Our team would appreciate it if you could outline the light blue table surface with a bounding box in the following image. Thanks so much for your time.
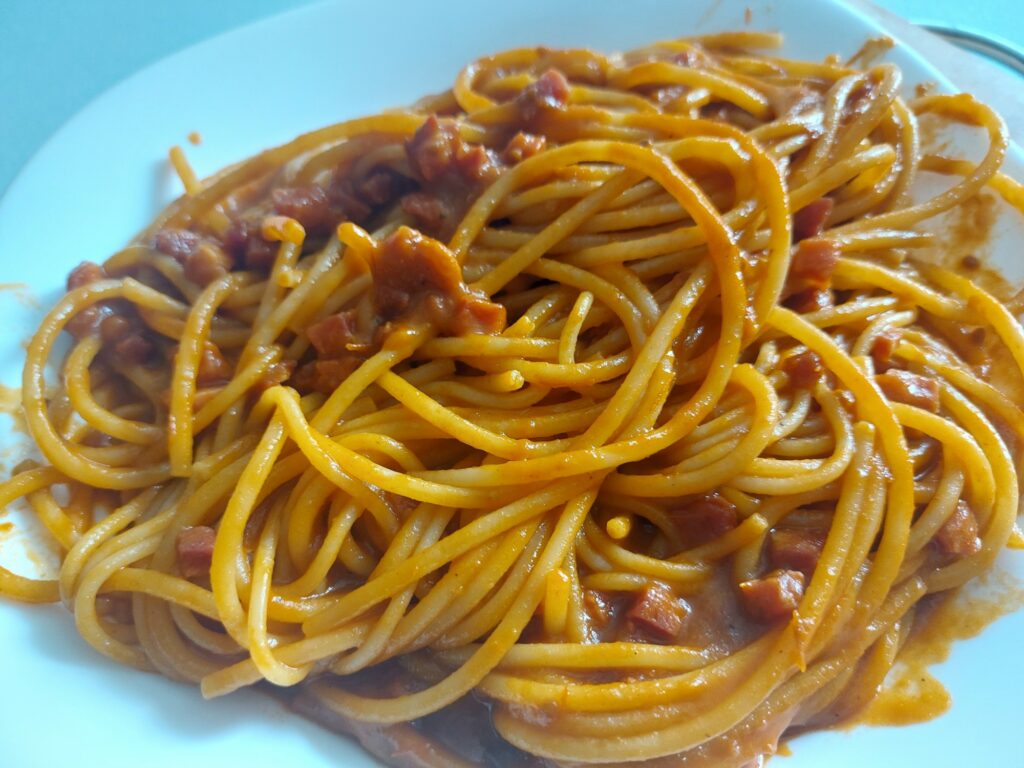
[1,0,1020,198]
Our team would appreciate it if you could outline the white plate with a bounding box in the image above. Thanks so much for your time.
[1,1,1022,766]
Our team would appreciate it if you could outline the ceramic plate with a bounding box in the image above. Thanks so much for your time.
[1,1,1021,765]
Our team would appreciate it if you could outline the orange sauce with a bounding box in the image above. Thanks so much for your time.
[928,188,1002,295]
[188,131,203,146]
[0,384,21,415]
[916,112,949,157]
[860,568,1024,727]
[0,282,41,310]
[0,385,29,454]
[860,665,951,726]
[949,191,999,260]
[0,286,37,481]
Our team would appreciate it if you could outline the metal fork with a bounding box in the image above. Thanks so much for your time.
[919,23,1024,77]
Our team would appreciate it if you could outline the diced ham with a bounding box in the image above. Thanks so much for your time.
[99,314,132,344]
[254,359,296,391]
[177,525,216,580]
[454,144,503,184]
[517,69,571,122]
[400,116,508,239]
[66,307,107,339]
[224,219,279,272]
[357,169,410,206]
[625,582,690,643]
[327,177,373,223]
[783,350,824,389]
[272,185,332,233]
[196,342,232,387]
[789,238,840,290]
[739,569,805,623]
[315,358,360,392]
[792,198,833,242]
[372,226,505,335]
[306,310,366,359]
[374,227,459,319]
[405,115,504,185]
[65,262,112,339]
[184,243,233,286]
[406,116,463,183]
[448,295,508,336]
[501,132,546,164]
[784,288,833,314]
[401,192,452,233]
[245,235,278,271]
[876,369,941,413]
[154,227,233,286]
[289,363,318,393]
[295,230,506,395]
[67,261,107,291]
[223,219,252,262]
[668,493,739,547]
[768,527,826,577]
[153,228,202,264]
[294,229,507,397]
[115,333,156,365]
[98,314,156,365]
[870,328,903,367]
[293,358,362,394]
[933,500,982,558]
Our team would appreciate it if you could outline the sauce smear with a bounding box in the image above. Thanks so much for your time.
[861,569,1024,726]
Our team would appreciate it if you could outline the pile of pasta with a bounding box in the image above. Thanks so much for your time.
[2,31,1023,767]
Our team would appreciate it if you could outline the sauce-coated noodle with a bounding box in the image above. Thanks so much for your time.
[2,32,1024,767]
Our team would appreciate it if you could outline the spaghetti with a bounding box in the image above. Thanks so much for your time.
[2,31,1024,767]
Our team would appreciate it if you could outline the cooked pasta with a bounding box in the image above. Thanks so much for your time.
[2,31,1023,767]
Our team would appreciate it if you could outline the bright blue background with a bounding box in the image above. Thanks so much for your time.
[1,0,1020,197]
